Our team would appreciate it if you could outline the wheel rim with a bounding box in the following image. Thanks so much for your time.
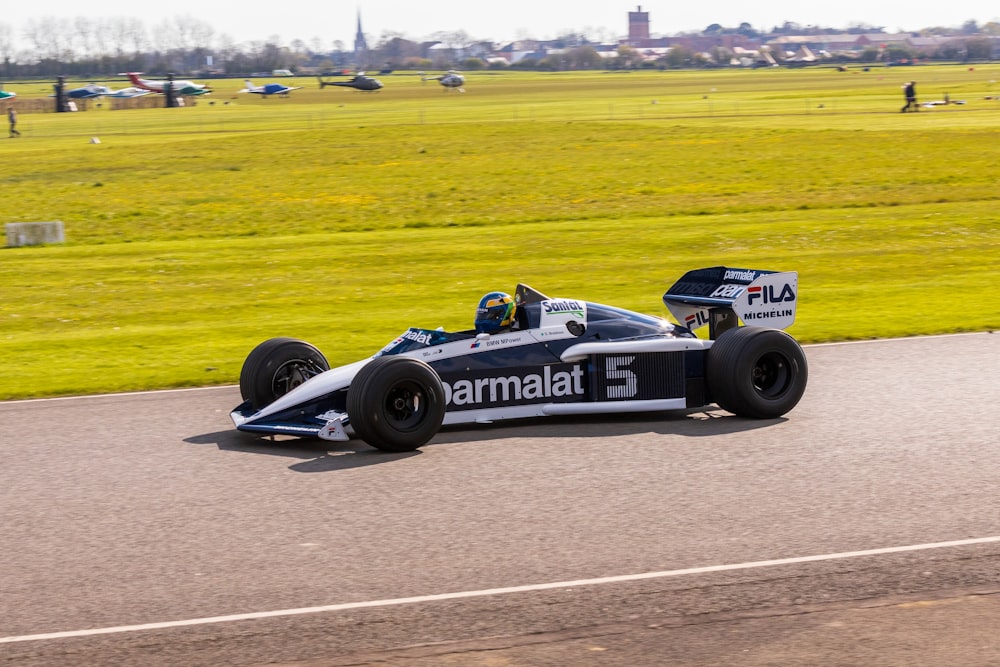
[271,359,324,397]
[751,351,792,398]
[382,379,429,431]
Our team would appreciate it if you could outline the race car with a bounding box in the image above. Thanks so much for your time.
[231,267,807,452]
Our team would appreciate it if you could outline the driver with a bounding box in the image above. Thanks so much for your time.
[474,292,516,333]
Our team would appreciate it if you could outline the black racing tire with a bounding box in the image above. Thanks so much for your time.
[239,337,330,410]
[347,356,446,452]
[706,327,808,419]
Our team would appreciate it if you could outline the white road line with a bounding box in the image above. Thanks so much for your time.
[3,535,999,645]
[0,384,237,405]
[805,331,991,348]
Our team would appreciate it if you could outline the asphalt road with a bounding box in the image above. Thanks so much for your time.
[1,333,998,666]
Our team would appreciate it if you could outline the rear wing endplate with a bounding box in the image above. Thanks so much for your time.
[663,267,798,338]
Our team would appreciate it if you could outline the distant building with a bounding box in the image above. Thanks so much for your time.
[762,33,948,59]
[628,6,650,42]
[354,11,368,67]
[623,5,672,49]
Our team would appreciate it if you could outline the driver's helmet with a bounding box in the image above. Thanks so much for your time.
[475,292,516,333]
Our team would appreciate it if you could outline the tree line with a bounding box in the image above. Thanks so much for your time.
[2,16,998,79]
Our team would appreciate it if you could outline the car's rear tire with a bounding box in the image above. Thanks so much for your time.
[239,337,330,410]
[706,327,807,419]
[347,356,445,452]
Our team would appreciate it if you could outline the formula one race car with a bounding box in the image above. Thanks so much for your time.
[231,267,807,452]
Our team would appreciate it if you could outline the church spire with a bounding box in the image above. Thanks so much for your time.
[354,9,368,67]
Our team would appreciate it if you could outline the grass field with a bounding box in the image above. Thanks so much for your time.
[1,66,998,399]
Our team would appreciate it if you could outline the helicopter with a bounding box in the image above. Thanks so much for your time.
[317,72,384,92]
[423,70,466,92]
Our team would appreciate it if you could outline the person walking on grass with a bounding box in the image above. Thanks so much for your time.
[7,106,20,137]
[901,81,919,112]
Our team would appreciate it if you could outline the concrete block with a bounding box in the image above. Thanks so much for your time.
[5,221,65,247]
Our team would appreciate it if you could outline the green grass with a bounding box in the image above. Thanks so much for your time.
[1,66,998,399]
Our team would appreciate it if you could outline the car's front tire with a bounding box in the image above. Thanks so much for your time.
[706,327,808,419]
[347,356,446,452]
[239,337,330,410]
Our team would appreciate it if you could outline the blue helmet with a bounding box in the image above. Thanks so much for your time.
[475,292,516,333]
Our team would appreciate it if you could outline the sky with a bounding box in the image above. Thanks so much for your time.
[3,0,999,51]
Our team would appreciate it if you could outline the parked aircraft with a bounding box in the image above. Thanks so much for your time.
[923,92,966,107]
[239,80,303,97]
[50,83,151,99]
[63,83,113,99]
[104,86,153,99]
[423,70,466,92]
[318,73,383,91]
[122,72,212,96]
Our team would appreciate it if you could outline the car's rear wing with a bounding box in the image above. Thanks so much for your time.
[663,267,798,339]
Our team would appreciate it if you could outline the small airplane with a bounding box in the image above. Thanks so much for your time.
[122,72,212,96]
[0,86,15,100]
[50,83,151,99]
[423,70,466,92]
[239,79,303,97]
[62,83,113,99]
[922,92,966,108]
[104,86,153,99]
[318,72,383,91]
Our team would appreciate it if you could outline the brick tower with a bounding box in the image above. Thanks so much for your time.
[628,5,650,43]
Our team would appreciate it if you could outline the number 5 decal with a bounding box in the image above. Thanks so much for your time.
[605,355,637,399]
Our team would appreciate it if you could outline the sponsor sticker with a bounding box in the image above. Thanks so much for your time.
[539,299,588,332]
[441,364,585,408]
[736,272,798,329]
[710,284,746,299]
[470,334,525,350]
[318,419,348,441]
[724,269,758,282]
[746,283,796,306]
[542,299,586,318]
[401,329,434,345]
[683,310,711,329]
